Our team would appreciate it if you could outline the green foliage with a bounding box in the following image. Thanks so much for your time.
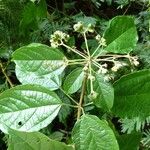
[142,129,150,149]
[112,70,150,119]
[0,84,62,133]
[104,16,138,54]
[8,129,74,150]
[63,68,84,94]
[72,115,119,150]
[20,0,47,34]
[13,43,67,90]
[0,0,150,149]
[120,116,150,133]
[117,132,141,150]
[92,74,114,111]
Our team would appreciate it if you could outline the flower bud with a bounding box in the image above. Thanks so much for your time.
[87,24,95,33]
[73,22,84,33]
[88,91,98,100]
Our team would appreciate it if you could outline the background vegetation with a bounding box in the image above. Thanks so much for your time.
[0,0,150,149]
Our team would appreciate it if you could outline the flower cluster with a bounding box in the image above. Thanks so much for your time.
[50,31,69,48]
[132,56,139,66]
[111,61,127,72]
[95,34,107,47]
[73,21,95,33]
[97,63,108,74]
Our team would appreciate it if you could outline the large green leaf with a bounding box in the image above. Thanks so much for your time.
[8,130,74,150]
[63,67,84,94]
[0,84,62,133]
[13,43,67,90]
[92,74,114,111]
[20,0,47,32]
[104,16,138,54]
[117,133,141,150]
[112,70,150,119]
[72,115,119,150]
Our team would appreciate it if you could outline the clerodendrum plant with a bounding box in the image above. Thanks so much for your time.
[0,16,150,150]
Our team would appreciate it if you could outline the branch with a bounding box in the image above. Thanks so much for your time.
[77,74,87,120]
[0,62,14,88]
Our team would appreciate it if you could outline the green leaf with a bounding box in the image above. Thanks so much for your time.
[20,2,37,31]
[75,16,97,26]
[72,115,119,150]
[120,117,150,134]
[20,0,47,32]
[104,16,138,54]
[8,130,74,150]
[36,0,47,19]
[13,43,67,90]
[63,67,84,94]
[92,74,114,111]
[117,133,141,150]
[0,84,62,133]
[112,70,150,119]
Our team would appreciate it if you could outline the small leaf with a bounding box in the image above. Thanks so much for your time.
[75,16,97,26]
[104,16,138,54]
[63,67,84,94]
[0,84,62,133]
[112,70,150,119]
[92,74,114,111]
[13,43,67,90]
[8,130,74,150]
[72,115,119,150]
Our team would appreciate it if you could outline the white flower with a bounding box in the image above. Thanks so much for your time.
[97,65,108,74]
[74,22,95,33]
[95,35,107,47]
[50,30,69,48]
[102,63,108,68]
[50,41,59,48]
[73,21,84,32]
[111,66,118,72]
[133,60,139,66]
[104,75,110,82]
[88,75,95,81]
[100,37,107,47]
[83,64,89,71]
[87,24,95,33]
[95,34,101,41]
[111,61,125,72]
[132,56,139,66]
[104,75,114,82]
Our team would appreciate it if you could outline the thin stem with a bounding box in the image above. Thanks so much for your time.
[0,62,14,87]
[99,54,129,58]
[60,88,79,105]
[123,3,131,15]
[62,103,78,109]
[83,32,90,56]
[68,59,85,62]
[83,102,93,107]
[92,60,102,69]
[77,75,87,120]
[68,62,85,66]
[89,62,94,93]
[62,43,87,59]
[95,59,114,62]
[91,44,101,57]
